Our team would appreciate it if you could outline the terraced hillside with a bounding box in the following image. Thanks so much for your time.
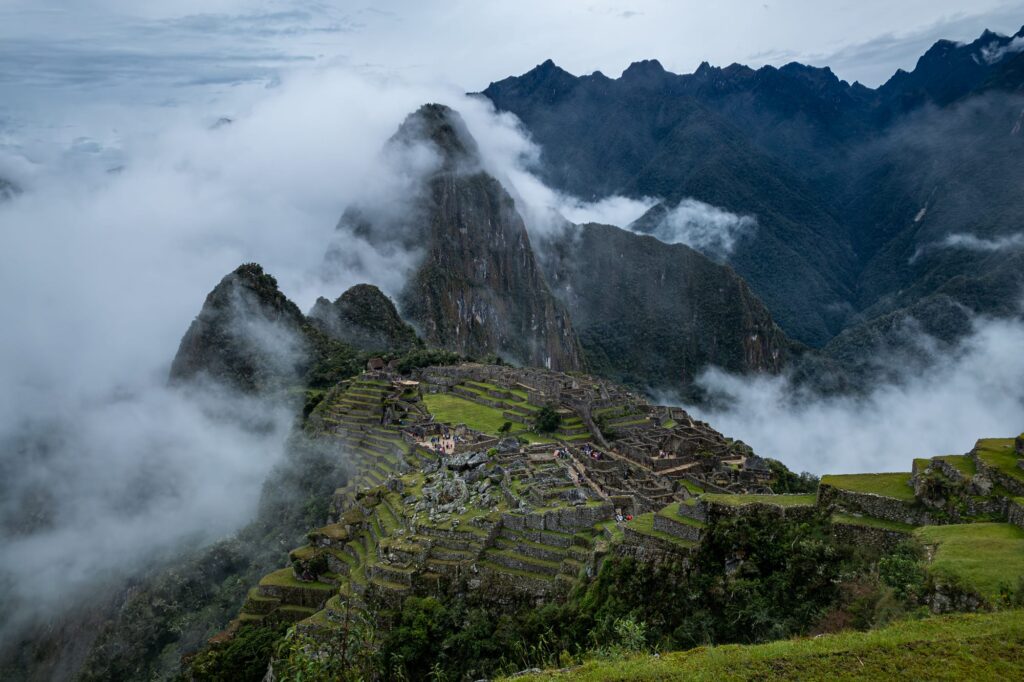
[204,364,1024,674]
[209,364,808,644]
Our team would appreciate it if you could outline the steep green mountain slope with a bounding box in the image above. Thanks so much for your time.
[308,284,421,354]
[539,222,790,390]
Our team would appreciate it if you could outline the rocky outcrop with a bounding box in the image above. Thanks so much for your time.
[538,222,790,389]
[308,284,419,353]
[169,263,314,392]
[339,104,584,371]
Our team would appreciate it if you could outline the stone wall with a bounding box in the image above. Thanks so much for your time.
[831,521,910,552]
[502,502,613,533]
[652,514,702,542]
[817,484,937,526]
[617,526,694,565]
[702,500,818,524]
[973,452,1024,497]
[1008,498,1024,530]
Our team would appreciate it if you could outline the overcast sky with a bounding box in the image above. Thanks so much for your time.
[2,1,1023,119]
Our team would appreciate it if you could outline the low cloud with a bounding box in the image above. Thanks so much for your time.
[939,232,1024,252]
[0,64,654,635]
[684,316,1024,475]
[632,198,757,261]
[911,232,1024,262]
[981,35,1024,64]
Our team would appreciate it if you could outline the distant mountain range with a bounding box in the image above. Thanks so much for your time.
[481,26,1024,387]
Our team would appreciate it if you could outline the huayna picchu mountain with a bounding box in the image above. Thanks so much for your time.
[338,103,585,372]
[308,284,420,354]
[480,26,1024,379]
[334,103,788,390]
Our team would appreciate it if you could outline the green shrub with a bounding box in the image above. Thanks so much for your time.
[533,406,562,434]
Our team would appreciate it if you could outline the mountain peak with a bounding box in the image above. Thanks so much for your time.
[620,59,668,84]
[390,103,481,170]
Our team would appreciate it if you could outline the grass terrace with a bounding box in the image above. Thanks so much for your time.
[625,512,696,550]
[974,438,1024,485]
[915,522,1024,601]
[831,512,916,532]
[820,472,916,502]
[508,610,1024,681]
[934,454,978,477]
[701,493,816,507]
[422,393,553,443]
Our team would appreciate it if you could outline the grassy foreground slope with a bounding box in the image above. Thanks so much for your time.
[915,523,1024,601]
[511,610,1024,681]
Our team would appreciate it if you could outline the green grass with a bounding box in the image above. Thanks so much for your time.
[934,454,978,477]
[422,393,553,443]
[701,493,816,507]
[975,438,1023,484]
[508,610,1024,681]
[657,503,705,527]
[831,512,915,532]
[820,473,916,502]
[258,568,334,591]
[625,513,696,550]
[915,523,1024,601]
[681,479,704,494]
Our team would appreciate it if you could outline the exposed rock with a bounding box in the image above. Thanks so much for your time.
[308,283,420,353]
[339,104,584,371]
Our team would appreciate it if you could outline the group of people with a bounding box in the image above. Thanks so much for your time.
[655,449,676,459]
[580,443,604,461]
[614,511,634,523]
[428,430,463,455]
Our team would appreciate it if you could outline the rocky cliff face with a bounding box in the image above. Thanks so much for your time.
[538,223,789,390]
[342,104,584,370]
[169,263,315,392]
[308,284,420,353]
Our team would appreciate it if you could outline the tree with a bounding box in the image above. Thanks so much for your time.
[533,406,562,434]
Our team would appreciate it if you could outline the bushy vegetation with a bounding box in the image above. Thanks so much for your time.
[533,406,562,434]
[511,610,1024,681]
[189,623,288,681]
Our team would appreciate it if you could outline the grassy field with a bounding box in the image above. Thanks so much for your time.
[702,493,816,507]
[934,454,978,477]
[915,522,1024,601]
[509,610,1024,681]
[422,393,553,443]
[820,473,916,502]
[974,438,1023,485]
